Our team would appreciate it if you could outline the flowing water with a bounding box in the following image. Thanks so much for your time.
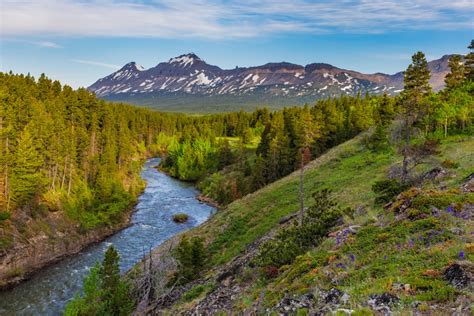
[0,158,215,315]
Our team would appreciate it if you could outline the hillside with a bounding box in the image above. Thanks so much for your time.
[130,132,474,315]
[88,54,452,113]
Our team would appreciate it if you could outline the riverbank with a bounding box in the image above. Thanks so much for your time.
[0,198,138,290]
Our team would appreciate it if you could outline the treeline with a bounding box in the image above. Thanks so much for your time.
[0,73,260,233]
[168,93,397,205]
[177,43,474,206]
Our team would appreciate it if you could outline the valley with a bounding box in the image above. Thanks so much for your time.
[0,43,473,315]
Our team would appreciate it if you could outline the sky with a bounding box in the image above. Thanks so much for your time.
[1,0,473,88]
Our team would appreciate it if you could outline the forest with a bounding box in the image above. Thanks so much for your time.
[1,44,473,236]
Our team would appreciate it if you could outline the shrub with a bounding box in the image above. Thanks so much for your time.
[372,179,410,204]
[173,213,189,223]
[441,159,459,169]
[0,211,11,221]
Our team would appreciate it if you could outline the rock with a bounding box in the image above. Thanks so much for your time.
[340,293,350,305]
[460,173,474,193]
[444,262,474,290]
[354,206,366,216]
[275,293,314,313]
[368,293,399,312]
[423,167,448,181]
[449,227,464,235]
[321,288,343,304]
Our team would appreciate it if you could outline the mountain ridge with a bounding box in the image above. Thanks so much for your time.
[88,53,453,112]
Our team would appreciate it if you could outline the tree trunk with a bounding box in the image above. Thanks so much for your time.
[401,118,410,183]
[67,162,73,196]
[444,118,448,138]
[298,152,304,226]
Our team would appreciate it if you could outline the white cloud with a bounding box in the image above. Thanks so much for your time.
[34,41,62,48]
[1,0,472,39]
[70,59,121,69]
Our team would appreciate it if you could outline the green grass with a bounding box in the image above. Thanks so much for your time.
[163,133,474,312]
[199,134,474,265]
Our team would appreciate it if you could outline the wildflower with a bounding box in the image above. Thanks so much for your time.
[349,254,355,262]
[459,251,465,260]
[384,255,388,260]
[408,239,415,247]
[336,263,346,269]
[336,235,341,246]
[446,206,454,213]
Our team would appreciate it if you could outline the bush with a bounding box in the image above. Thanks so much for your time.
[372,179,410,204]
[441,159,459,169]
[173,213,189,223]
[0,211,11,221]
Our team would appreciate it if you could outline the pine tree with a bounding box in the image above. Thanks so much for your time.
[10,127,43,207]
[445,55,465,90]
[399,52,432,183]
[65,246,132,315]
[465,40,474,81]
[173,237,206,283]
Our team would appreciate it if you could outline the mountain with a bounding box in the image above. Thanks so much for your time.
[88,53,452,112]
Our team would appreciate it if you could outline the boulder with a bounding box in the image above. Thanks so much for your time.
[444,262,473,290]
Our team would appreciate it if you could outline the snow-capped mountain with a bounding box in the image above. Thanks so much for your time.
[88,53,452,111]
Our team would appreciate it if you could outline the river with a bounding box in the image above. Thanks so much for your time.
[0,158,215,315]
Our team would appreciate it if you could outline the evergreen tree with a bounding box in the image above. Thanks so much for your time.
[399,52,432,183]
[445,54,465,90]
[10,127,43,207]
[65,246,132,316]
[173,237,206,284]
[465,40,474,81]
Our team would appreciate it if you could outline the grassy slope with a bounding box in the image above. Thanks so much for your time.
[162,132,474,313]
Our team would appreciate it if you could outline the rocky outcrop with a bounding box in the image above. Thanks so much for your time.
[444,261,473,290]
[0,208,134,289]
[461,173,474,193]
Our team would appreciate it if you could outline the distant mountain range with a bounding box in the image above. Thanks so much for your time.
[88,53,452,112]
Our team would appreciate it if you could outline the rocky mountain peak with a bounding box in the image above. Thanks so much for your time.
[168,53,203,68]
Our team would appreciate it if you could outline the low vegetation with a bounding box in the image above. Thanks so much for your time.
[172,213,189,223]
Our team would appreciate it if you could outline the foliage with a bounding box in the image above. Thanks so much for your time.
[256,189,352,269]
[372,179,410,204]
[65,246,133,316]
[173,237,207,284]
[172,213,189,223]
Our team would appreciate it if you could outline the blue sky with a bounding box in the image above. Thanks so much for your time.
[1,0,473,88]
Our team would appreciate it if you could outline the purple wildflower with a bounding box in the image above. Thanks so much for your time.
[384,255,388,260]
[459,251,465,260]
[397,243,401,251]
[408,239,415,247]
[336,263,346,269]
[349,254,355,262]
[446,206,454,213]
[336,235,341,246]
